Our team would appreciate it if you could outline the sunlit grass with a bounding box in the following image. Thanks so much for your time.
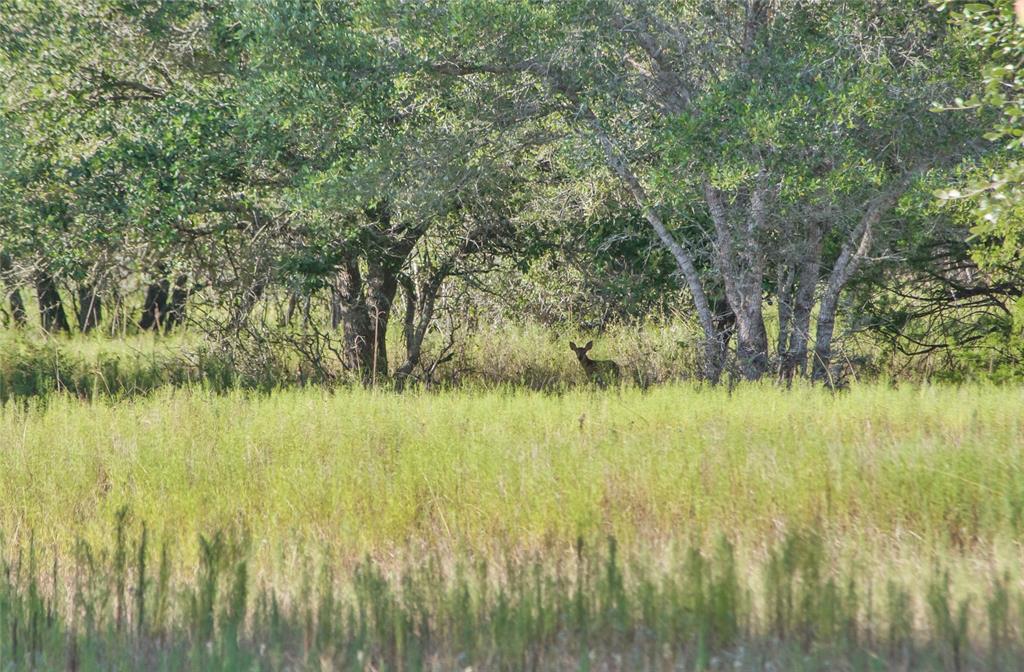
[0,383,1022,668]
[1,384,1022,564]
[0,318,711,399]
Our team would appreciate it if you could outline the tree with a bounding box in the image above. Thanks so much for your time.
[406,0,981,381]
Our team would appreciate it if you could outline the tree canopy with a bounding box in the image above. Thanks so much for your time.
[0,0,1020,384]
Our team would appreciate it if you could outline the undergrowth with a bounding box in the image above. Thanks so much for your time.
[0,511,1020,671]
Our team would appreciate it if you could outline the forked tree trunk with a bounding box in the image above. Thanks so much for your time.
[704,181,770,380]
[779,221,825,382]
[35,271,70,333]
[364,260,401,378]
[334,253,377,378]
[332,204,423,384]
[786,262,821,378]
[394,267,450,388]
[812,188,905,382]
[335,254,405,382]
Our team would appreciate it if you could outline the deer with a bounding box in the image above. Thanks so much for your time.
[569,340,620,387]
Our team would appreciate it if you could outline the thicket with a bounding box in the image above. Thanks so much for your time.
[2,2,1023,387]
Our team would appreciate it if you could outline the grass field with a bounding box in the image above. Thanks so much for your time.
[0,383,1022,668]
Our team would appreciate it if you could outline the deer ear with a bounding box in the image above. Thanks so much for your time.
[584,340,593,351]
[569,341,577,350]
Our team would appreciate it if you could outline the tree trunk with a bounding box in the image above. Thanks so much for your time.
[6,286,27,328]
[584,113,725,381]
[139,277,169,331]
[704,181,770,380]
[35,271,70,333]
[335,261,409,382]
[732,294,769,380]
[282,292,298,327]
[335,259,398,381]
[164,275,189,333]
[334,254,377,378]
[812,291,841,383]
[0,252,27,327]
[363,260,403,379]
[107,289,126,338]
[711,294,736,356]
[77,284,102,333]
[329,287,342,330]
[787,254,823,379]
[330,203,425,384]
[397,274,419,383]
[779,220,825,382]
[776,265,794,368]
[394,269,449,389]
[811,188,905,381]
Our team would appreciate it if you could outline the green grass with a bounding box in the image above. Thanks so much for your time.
[0,331,212,401]
[0,517,1018,670]
[0,320,708,400]
[3,383,1022,554]
[0,384,1022,667]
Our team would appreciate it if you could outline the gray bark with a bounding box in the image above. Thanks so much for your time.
[812,190,903,382]
[776,265,794,372]
[333,207,422,383]
[334,253,376,376]
[584,112,725,381]
[704,181,770,380]
[394,264,452,388]
[335,255,403,381]
[0,252,26,327]
[778,220,825,381]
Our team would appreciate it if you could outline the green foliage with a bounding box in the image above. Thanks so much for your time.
[939,2,1024,269]
[0,1,1019,382]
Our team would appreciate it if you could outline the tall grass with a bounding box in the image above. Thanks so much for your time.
[6,385,1024,546]
[0,514,1019,670]
[0,385,1022,573]
[0,321,706,400]
[1,382,1022,667]
[0,332,216,402]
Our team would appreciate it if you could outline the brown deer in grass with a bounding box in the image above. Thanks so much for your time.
[569,340,620,386]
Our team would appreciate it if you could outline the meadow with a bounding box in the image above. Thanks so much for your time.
[4,0,1022,667]
[0,380,1022,669]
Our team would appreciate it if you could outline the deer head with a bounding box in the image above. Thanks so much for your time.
[568,340,594,364]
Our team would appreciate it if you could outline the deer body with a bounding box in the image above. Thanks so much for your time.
[569,340,620,386]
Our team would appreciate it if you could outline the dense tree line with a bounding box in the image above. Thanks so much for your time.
[0,1,1021,384]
